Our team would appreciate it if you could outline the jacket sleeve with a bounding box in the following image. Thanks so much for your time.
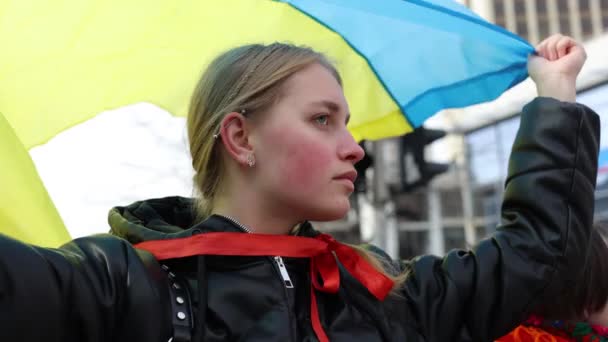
[0,233,172,342]
[399,97,600,341]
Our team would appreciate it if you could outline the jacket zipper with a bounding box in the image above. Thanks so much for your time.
[221,215,253,233]
[221,215,294,289]
[274,256,294,288]
[269,255,297,342]
[220,215,297,341]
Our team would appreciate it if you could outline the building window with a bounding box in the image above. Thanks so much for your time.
[444,227,466,252]
[602,0,608,31]
[580,0,594,38]
[399,231,428,259]
[557,0,573,36]
[536,0,551,38]
[515,0,529,40]
[494,0,506,28]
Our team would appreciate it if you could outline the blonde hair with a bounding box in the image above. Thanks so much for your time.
[187,42,407,291]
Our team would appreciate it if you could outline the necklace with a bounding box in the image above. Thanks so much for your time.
[218,215,253,233]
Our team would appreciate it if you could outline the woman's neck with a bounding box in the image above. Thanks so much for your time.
[212,196,299,235]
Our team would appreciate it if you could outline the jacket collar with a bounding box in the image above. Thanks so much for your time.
[108,196,320,244]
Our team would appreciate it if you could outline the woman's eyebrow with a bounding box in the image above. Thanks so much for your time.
[309,100,340,111]
[309,100,350,123]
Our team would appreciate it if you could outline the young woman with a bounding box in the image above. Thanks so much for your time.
[498,223,608,341]
[0,34,600,342]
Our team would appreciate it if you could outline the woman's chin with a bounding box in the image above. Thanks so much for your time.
[307,201,351,222]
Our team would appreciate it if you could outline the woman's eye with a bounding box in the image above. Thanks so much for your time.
[315,115,329,126]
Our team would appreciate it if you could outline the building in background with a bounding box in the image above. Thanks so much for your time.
[381,0,608,259]
[461,0,608,44]
[395,0,608,259]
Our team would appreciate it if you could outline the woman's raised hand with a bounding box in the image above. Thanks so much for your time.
[528,34,587,102]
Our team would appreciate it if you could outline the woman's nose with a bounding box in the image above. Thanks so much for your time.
[339,134,365,164]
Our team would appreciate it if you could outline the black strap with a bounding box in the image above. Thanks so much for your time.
[192,255,208,341]
[162,264,193,342]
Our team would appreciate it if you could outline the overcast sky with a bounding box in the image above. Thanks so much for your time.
[30,103,194,238]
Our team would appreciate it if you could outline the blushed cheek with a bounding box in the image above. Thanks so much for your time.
[274,134,333,192]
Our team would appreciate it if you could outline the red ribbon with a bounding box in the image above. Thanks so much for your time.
[135,232,394,342]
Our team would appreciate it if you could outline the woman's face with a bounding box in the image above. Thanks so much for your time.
[250,63,364,222]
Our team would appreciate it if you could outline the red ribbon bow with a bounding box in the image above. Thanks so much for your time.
[135,232,394,342]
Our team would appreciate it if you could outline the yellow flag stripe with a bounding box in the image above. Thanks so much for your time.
[0,0,413,246]
[1,0,410,150]
[0,112,70,246]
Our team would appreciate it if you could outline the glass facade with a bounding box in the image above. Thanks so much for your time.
[466,82,608,234]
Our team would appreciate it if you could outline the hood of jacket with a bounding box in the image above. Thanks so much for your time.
[108,196,319,244]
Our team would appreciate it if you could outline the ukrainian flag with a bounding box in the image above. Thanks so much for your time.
[0,0,533,246]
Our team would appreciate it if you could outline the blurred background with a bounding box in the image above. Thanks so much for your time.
[30,0,608,259]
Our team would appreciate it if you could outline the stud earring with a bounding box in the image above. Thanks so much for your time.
[247,154,256,167]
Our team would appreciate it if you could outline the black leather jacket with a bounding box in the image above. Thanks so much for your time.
[0,98,600,341]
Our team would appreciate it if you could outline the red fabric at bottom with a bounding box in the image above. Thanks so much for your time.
[497,325,572,342]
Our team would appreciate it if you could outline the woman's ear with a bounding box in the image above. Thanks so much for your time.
[218,112,254,167]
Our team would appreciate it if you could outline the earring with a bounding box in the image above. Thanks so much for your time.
[246,154,256,167]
